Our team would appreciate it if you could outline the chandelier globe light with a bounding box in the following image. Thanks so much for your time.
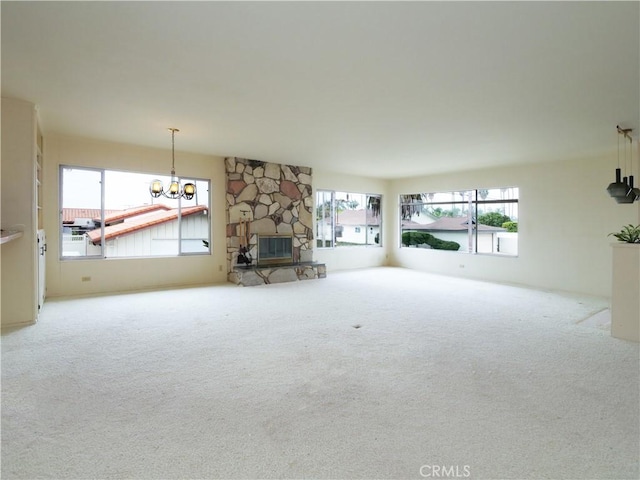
[149,128,196,200]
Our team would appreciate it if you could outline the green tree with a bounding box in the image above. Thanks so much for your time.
[335,199,347,223]
[316,200,333,219]
[502,221,518,232]
[429,207,461,218]
[477,212,511,227]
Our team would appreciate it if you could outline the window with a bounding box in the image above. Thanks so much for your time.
[60,166,211,259]
[400,187,518,255]
[316,190,382,248]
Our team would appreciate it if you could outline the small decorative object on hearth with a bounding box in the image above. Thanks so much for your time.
[236,209,252,266]
[237,245,253,266]
[238,210,250,247]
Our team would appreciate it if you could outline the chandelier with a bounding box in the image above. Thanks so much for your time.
[149,128,196,200]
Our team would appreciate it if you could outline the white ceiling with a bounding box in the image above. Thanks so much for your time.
[2,1,639,179]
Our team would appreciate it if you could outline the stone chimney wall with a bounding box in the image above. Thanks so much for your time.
[225,157,314,279]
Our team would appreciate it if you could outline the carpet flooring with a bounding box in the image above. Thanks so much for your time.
[2,267,638,479]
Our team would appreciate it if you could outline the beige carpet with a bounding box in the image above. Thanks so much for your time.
[2,267,638,479]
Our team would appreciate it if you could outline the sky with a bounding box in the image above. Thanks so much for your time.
[61,168,208,210]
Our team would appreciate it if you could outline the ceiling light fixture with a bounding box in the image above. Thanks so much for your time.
[149,128,196,200]
[607,126,635,203]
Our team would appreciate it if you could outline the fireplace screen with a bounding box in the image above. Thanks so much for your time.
[258,234,293,265]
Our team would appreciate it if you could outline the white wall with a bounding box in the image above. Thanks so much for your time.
[44,134,228,297]
[388,154,640,297]
[1,98,39,326]
[313,170,388,271]
[37,134,640,298]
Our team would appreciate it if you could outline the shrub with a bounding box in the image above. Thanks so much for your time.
[401,231,460,251]
[502,221,518,233]
[402,231,432,246]
[431,238,461,250]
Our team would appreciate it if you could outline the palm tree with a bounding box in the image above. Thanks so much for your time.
[367,195,381,217]
[399,194,425,220]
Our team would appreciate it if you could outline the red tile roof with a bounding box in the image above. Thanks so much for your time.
[62,208,119,224]
[63,205,172,226]
[98,204,170,224]
[86,205,208,244]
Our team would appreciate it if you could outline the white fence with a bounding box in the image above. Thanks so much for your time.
[496,232,518,255]
[62,234,88,256]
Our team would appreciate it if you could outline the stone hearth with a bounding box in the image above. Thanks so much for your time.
[233,262,327,286]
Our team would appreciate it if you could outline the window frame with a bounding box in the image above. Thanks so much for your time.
[315,190,383,249]
[399,187,518,256]
[59,164,211,260]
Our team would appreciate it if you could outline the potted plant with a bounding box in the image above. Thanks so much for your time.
[608,224,640,243]
[609,224,640,342]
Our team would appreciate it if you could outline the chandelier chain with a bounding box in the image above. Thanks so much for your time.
[170,128,179,174]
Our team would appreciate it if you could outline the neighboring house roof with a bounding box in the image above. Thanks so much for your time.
[402,209,438,224]
[402,217,505,232]
[335,209,381,226]
[86,205,208,244]
[96,204,170,225]
[62,208,119,224]
[63,205,172,226]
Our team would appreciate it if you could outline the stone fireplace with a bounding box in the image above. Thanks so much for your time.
[225,157,326,285]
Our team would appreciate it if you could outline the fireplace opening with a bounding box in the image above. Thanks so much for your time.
[258,234,293,266]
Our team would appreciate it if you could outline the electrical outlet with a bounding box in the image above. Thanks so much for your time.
[81,276,91,282]
[459,264,465,269]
